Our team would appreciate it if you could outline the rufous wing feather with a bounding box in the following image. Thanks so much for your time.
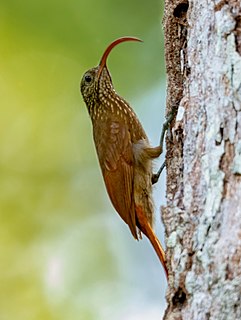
[94,119,138,239]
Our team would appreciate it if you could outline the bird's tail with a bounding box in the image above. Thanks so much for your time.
[136,206,168,278]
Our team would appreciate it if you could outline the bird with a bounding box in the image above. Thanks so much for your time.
[80,37,168,277]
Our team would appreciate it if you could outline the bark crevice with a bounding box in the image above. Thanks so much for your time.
[163,0,241,319]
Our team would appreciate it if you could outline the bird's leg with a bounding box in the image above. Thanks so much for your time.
[159,112,175,153]
[152,111,175,184]
[152,161,166,184]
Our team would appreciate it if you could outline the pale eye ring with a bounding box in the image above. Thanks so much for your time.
[85,75,92,83]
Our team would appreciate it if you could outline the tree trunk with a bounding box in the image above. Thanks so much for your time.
[162,1,241,319]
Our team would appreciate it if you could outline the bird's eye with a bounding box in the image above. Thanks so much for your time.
[85,75,92,83]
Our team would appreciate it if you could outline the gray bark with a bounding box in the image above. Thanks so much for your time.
[162,1,241,319]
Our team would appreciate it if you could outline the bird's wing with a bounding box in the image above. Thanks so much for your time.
[94,120,138,239]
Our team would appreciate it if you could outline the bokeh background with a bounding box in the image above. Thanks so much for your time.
[0,1,167,319]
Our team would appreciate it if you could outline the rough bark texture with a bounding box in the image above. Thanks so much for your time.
[162,0,241,319]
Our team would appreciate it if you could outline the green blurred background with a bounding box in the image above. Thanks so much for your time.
[0,1,167,319]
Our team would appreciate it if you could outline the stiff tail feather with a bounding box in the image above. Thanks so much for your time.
[136,206,168,278]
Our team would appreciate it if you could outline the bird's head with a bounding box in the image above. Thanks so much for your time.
[80,37,142,110]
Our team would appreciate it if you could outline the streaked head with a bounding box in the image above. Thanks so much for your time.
[80,37,142,108]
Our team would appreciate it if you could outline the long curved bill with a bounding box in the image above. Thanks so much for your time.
[97,36,143,79]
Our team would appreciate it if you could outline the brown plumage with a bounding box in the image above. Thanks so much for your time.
[80,37,168,277]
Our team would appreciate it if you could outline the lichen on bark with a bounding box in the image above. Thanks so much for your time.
[162,1,241,319]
